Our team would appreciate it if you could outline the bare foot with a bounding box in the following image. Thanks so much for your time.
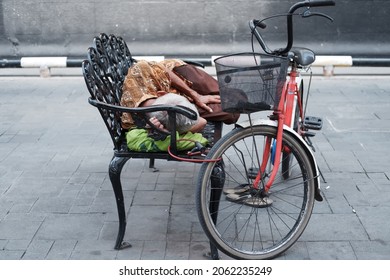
[149,117,169,132]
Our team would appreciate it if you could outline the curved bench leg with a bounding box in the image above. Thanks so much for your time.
[208,162,225,260]
[109,155,132,250]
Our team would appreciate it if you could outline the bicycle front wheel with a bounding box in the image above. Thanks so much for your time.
[196,125,316,259]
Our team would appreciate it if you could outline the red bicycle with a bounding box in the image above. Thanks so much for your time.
[196,0,335,259]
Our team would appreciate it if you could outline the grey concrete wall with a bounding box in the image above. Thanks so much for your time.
[0,0,389,57]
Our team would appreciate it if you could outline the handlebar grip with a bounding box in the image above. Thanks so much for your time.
[253,19,267,29]
[249,20,272,53]
[307,0,336,7]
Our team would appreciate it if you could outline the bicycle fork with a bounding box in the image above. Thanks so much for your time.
[252,113,285,193]
[252,69,298,193]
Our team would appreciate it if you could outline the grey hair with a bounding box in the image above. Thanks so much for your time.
[148,93,199,134]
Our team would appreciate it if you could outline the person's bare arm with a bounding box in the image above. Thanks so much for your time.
[166,69,220,113]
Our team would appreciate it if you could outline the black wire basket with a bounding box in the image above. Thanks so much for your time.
[214,53,288,113]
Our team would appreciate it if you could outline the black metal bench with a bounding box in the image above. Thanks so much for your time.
[82,33,222,259]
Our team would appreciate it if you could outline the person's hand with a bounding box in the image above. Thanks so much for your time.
[195,95,221,113]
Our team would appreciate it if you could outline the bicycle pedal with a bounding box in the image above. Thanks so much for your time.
[303,116,323,130]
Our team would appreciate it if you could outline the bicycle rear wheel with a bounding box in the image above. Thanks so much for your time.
[196,125,315,259]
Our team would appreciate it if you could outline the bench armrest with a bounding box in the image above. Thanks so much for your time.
[88,97,199,153]
[88,97,197,120]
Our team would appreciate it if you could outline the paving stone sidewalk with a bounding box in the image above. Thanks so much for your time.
[0,70,389,260]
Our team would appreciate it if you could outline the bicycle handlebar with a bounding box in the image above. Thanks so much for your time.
[250,0,335,55]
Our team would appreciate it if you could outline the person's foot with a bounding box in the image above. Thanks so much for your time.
[149,116,168,132]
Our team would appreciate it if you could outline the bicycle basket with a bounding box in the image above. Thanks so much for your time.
[214,53,288,113]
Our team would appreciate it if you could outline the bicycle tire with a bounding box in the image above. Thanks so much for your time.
[196,124,315,260]
[282,80,303,179]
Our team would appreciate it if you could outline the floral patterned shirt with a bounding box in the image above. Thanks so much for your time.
[120,59,186,129]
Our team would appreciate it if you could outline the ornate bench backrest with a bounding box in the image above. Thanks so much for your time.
[82,33,135,150]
